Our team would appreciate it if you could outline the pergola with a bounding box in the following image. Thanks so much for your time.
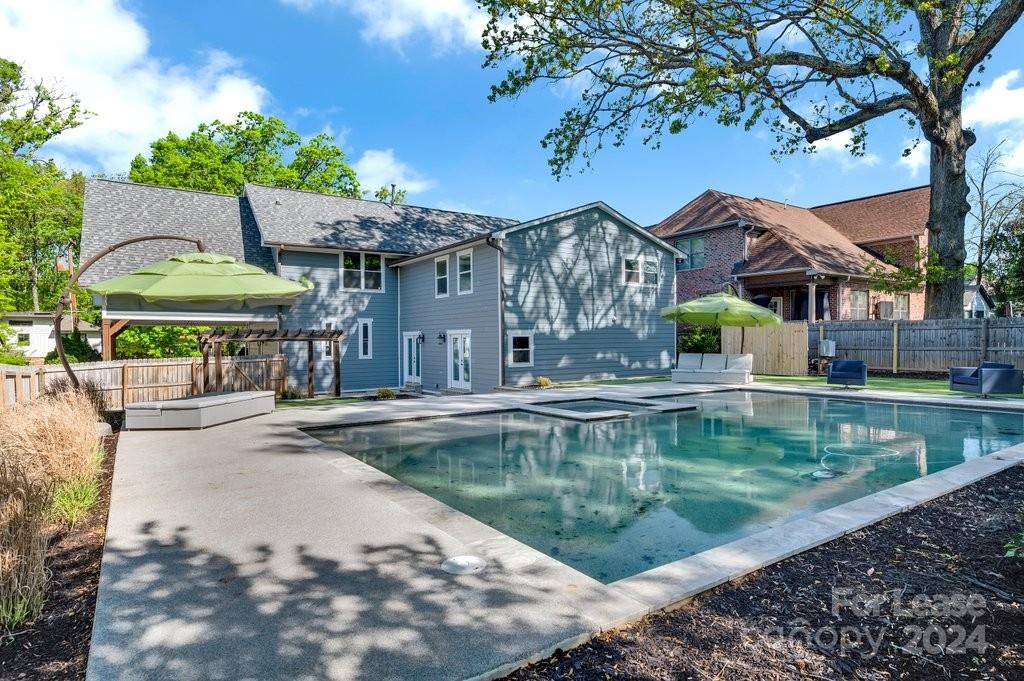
[199,328,344,398]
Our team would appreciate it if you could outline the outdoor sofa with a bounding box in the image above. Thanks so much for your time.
[826,360,867,388]
[671,353,753,384]
[949,362,1024,397]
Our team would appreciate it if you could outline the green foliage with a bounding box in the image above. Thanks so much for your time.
[866,246,956,294]
[129,112,361,197]
[0,58,86,157]
[0,350,28,365]
[114,326,204,359]
[48,475,99,527]
[375,387,397,399]
[677,325,721,354]
[373,185,407,204]
[1005,506,1024,557]
[43,330,100,365]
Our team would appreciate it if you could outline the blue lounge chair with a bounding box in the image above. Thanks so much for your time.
[827,360,867,388]
[949,362,1024,397]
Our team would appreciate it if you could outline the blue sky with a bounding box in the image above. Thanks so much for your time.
[2,0,1023,226]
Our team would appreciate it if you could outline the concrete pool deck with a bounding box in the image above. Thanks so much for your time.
[87,382,1024,680]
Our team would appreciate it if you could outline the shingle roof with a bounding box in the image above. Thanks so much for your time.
[79,179,274,285]
[244,184,517,254]
[809,186,930,243]
[652,189,889,276]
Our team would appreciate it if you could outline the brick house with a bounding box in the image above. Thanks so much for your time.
[650,186,931,321]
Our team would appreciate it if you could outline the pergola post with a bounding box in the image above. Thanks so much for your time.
[101,318,130,360]
[306,339,314,398]
[201,342,211,393]
[215,341,223,392]
[332,340,341,397]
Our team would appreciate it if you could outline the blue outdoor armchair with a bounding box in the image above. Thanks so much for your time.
[827,360,867,388]
[949,362,1024,397]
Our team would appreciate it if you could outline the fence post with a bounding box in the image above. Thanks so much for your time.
[980,317,990,364]
[892,320,899,374]
[121,362,129,409]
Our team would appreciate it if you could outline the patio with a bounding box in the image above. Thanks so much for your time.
[86,382,1024,680]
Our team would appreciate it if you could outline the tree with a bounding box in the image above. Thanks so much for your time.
[0,58,85,157]
[481,0,1024,318]
[129,112,361,197]
[373,184,407,204]
[967,140,1024,284]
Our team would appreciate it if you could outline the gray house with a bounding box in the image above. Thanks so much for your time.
[81,179,679,393]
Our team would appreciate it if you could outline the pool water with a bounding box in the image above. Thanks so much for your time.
[309,391,1024,583]
[541,399,650,413]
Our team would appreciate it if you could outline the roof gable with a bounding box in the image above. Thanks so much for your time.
[244,184,517,254]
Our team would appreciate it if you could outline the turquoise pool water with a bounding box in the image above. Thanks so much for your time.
[310,391,1024,583]
[540,399,650,413]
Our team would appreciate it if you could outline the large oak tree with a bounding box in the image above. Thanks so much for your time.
[481,0,1024,318]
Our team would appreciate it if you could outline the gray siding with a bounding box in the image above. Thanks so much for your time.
[502,209,675,385]
[279,250,399,393]
[399,244,501,392]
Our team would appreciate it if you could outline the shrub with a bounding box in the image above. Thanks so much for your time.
[677,325,721,354]
[279,387,304,400]
[536,376,553,388]
[48,474,101,527]
[0,350,28,366]
[0,466,51,632]
[43,376,107,416]
[376,387,397,400]
[0,392,100,486]
[44,330,100,365]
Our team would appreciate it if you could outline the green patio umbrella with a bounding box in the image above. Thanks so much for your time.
[88,252,312,307]
[661,291,781,349]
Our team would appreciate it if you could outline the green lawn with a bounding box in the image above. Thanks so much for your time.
[754,374,1024,400]
[276,396,364,409]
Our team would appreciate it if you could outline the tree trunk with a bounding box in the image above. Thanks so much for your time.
[925,116,975,319]
[30,264,39,312]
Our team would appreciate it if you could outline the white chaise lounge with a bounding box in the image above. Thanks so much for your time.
[671,353,753,384]
[124,391,275,430]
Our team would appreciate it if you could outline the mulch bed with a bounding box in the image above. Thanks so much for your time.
[0,433,118,681]
[507,465,1024,681]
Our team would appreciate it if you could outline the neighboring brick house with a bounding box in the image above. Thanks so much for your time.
[651,186,931,321]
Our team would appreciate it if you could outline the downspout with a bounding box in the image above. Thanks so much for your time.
[486,236,507,387]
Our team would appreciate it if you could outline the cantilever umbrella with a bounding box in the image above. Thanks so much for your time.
[88,252,312,307]
[661,291,782,348]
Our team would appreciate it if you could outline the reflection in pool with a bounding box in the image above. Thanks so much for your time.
[309,391,1024,583]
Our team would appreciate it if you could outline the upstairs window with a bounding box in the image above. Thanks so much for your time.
[341,252,384,291]
[676,237,705,271]
[623,256,658,286]
[435,256,449,297]
[457,249,473,294]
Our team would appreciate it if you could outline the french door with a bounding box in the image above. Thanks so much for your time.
[448,330,471,391]
[403,332,421,384]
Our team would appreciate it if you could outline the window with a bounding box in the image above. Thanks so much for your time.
[894,294,910,320]
[358,318,373,359]
[676,237,705,271]
[623,256,658,286]
[849,290,869,320]
[341,252,384,291]
[435,256,449,298]
[768,296,783,316]
[507,332,534,367]
[17,333,29,346]
[457,249,473,294]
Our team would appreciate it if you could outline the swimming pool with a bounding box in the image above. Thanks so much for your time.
[309,391,1024,583]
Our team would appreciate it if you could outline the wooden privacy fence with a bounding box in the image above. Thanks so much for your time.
[721,322,809,376]
[2,354,287,410]
[809,318,1024,373]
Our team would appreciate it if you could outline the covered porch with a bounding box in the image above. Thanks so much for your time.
[739,272,845,322]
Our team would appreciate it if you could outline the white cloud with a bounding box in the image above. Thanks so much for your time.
[964,70,1024,128]
[280,0,486,50]
[0,0,268,173]
[811,130,881,170]
[898,139,929,178]
[353,149,435,195]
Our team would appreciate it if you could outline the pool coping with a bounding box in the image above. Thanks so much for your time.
[296,382,1024,679]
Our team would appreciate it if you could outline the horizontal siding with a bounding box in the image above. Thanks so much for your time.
[399,244,501,392]
[279,250,399,393]
[502,209,675,385]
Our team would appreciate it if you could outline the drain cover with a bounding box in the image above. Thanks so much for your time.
[441,555,487,575]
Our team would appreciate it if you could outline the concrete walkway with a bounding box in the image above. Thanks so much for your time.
[86,383,717,681]
[86,381,1024,680]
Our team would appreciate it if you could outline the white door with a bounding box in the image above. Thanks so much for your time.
[403,332,422,384]
[448,331,471,391]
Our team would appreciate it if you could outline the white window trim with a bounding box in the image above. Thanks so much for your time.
[768,296,783,316]
[447,329,472,390]
[434,255,449,299]
[358,318,373,359]
[340,252,386,293]
[506,330,534,367]
[456,248,473,295]
[623,255,658,287]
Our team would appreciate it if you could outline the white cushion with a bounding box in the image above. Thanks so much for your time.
[727,354,753,372]
[700,354,728,371]
[676,353,702,370]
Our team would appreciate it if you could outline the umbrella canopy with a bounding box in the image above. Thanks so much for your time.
[661,292,782,327]
[88,252,312,308]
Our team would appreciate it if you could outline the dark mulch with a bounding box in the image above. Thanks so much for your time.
[0,433,118,681]
[507,466,1024,681]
